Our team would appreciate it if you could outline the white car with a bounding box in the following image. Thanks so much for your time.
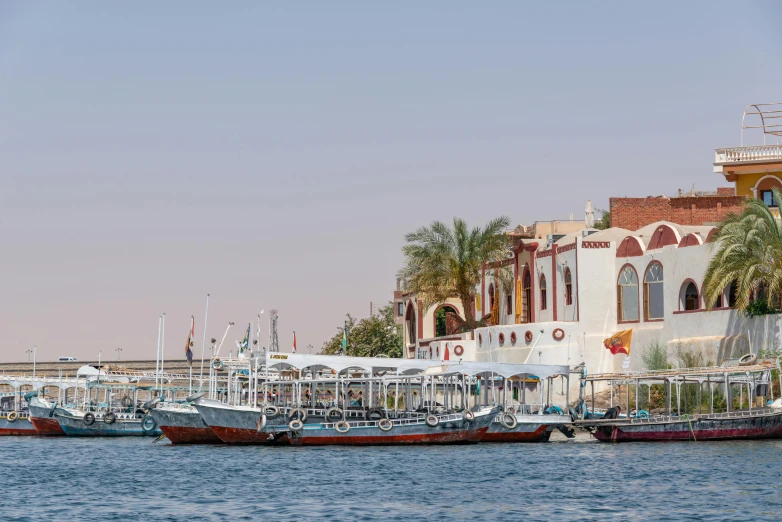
[58,356,77,362]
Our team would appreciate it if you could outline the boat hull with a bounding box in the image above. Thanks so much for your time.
[481,415,556,443]
[194,400,289,445]
[55,412,162,437]
[288,409,496,446]
[149,406,220,444]
[0,414,37,436]
[28,399,65,436]
[589,410,782,442]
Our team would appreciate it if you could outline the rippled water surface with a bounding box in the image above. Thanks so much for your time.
[3,433,782,521]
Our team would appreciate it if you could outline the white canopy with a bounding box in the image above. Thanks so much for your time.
[265,353,442,375]
[436,362,570,379]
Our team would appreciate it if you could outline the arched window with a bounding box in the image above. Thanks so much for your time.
[644,262,664,320]
[617,266,639,321]
[727,281,738,307]
[506,294,512,315]
[564,268,573,306]
[680,281,699,311]
[522,270,532,323]
[405,303,416,344]
[539,275,547,310]
[488,283,495,312]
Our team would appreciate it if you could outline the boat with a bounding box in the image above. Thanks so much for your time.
[575,360,782,442]
[0,410,36,435]
[288,406,497,446]
[148,400,221,444]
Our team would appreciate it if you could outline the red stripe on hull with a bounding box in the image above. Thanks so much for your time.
[291,426,490,446]
[481,425,551,443]
[594,426,782,442]
[159,425,221,444]
[30,417,65,436]
[209,425,289,445]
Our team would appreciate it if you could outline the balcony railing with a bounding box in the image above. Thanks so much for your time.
[715,144,782,165]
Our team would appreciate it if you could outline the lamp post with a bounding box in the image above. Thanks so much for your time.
[115,347,122,361]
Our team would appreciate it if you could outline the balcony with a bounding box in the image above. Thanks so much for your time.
[714,144,782,174]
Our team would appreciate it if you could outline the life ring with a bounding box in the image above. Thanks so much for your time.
[499,412,517,429]
[378,418,393,432]
[83,413,95,425]
[425,414,439,427]
[552,328,565,341]
[510,332,517,345]
[212,358,224,371]
[462,411,475,422]
[326,407,344,421]
[365,408,386,421]
[141,415,157,432]
[287,407,308,422]
[289,419,304,431]
[636,410,650,418]
[256,414,267,432]
[498,333,505,346]
[524,330,534,343]
[104,412,116,425]
[7,411,18,423]
[739,353,757,366]
[335,420,350,433]
[264,405,280,419]
[454,345,464,357]
[121,396,133,408]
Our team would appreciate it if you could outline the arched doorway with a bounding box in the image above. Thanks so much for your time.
[405,302,417,346]
[522,269,532,323]
[434,305,458,337]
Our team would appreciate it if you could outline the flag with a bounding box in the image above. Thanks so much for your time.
[444,343,450,361]
[185,316,195,365]
[239,323,250,353]
[292,331,297,353]
[603,329,633,356]
[341,321,348,352]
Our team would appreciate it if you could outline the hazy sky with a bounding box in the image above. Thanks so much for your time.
[2,2,782,363]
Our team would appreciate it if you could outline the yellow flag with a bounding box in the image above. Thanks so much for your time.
[603,329,633,356]
[475,294,481,313]
[515,279,522,323]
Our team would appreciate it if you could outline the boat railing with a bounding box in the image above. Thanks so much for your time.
[318,411,463,429]
[588,408,782,425]
[0,411,30,420]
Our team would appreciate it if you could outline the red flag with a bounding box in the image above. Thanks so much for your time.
[292,331,297,353]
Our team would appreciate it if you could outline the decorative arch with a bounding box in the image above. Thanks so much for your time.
[617,264,640,322]
[705,228,717,243]
[648,224,680,250]
[678,233,703,248]
[521,265,533,323]
[404,301,417,346]
[751,174,782,203]
[433,304,459,338]
[616,236,645,258]
[643,261,664,320]
[679,279,700,311]
[539,274,548,311]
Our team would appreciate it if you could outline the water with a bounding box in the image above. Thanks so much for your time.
[3,433,782,521]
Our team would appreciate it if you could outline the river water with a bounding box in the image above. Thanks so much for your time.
[3,433,781,521]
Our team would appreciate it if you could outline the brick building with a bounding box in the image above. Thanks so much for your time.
[609,188,744,230]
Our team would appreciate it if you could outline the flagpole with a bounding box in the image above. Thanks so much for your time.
[155,316,162,393]
[199,294,210,392]
[161,313,166,399]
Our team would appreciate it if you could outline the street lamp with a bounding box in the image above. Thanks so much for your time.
[115,347,122,361]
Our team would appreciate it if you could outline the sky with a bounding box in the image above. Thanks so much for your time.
[2,2,782,363]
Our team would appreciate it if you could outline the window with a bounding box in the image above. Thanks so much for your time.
[564,268,573,306]
[397,302,404,316]
[522,270,532,323]
[506,295,512,315]
[761,190,778,208]
[617,266,639,321]
[539,275,547,310]
[680,281,699,311]
[488,283,495,311]
[727,281,738,307]
[644,262,664,320]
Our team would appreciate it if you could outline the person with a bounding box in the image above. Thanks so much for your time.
[603,405,621,419]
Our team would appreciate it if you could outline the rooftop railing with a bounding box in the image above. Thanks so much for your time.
[715,144,782,165]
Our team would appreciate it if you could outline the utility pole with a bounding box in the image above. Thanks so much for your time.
[269,310,279,353]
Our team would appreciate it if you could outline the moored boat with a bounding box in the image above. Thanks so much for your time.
[194,398,289,444]
[149,401,221,444]
[28,396,65,436]
[0,410,37,436]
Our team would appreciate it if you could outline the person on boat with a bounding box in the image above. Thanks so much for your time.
[603,406,621,419]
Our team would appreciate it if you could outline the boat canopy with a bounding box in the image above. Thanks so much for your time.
[265,353,441,375]
[436,362,569,380]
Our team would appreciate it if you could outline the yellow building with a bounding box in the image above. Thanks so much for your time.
[714,103,782,212]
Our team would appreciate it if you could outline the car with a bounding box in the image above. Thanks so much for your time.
[58,356,78,362]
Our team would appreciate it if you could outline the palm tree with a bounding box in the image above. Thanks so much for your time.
[398,216,511,328]
[703,187,782,311]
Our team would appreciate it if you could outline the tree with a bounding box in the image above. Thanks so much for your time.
[397,216,511,328]
[593,209,611,230]
[703,187,782,313]
[321,302,402,358]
